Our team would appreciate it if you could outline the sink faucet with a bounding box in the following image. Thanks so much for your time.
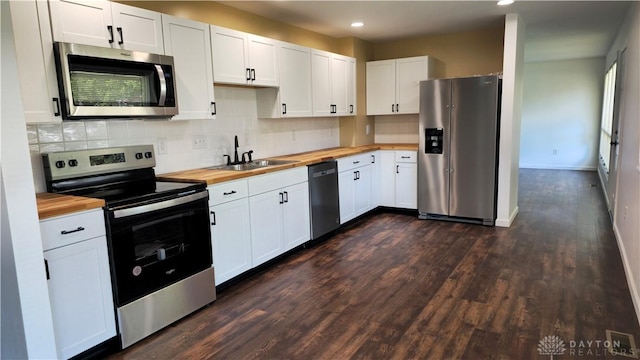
[234,135,240,164]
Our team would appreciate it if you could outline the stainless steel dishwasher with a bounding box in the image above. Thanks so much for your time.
[308,161,340,240]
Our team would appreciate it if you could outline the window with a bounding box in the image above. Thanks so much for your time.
[599,62,617,174]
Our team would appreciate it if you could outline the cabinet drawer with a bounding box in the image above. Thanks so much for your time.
[395,151,417,163]
[337,153,373,172]
[40,209,106,251]
[248,167,307,196]
[208,179,248,206]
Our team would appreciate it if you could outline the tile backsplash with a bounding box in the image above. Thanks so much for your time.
[30,87,340,192]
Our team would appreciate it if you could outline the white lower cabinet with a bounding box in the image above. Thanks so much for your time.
[337,153,373,224]
[208,179,252,285]
[249,168,310,267]
[379,150,418,209]
[40,209,116,360]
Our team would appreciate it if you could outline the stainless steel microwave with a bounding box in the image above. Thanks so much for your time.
[53,42,178,119]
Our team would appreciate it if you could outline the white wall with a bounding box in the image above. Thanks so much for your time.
[374,114,419,144]
[520,58,604,170]
[29,87,340,192]
[1,2,58,357]
[496,13,526,227]
[608,2,640,327]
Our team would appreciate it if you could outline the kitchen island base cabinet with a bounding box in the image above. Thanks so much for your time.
[41,209,116,360]
[249,168,310,267]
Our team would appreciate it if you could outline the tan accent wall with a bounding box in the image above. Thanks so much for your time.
[374,26,505,78]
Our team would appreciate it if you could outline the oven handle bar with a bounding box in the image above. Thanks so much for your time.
[111,191,208,219]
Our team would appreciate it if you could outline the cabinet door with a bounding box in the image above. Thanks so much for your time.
[396,163,418,209]
[211,26,249,85]
[49,0,113,47]
[311,50,333,117]
[110,3,164,54]
[279,42,312,118]
[338,170,356,224]
[347,57,357,115]
[210,198,252,285]
[163,15,215,120]
[331,54,349,115]
[366,60,396,115]
[249,190,284,266]
[248,34,278,87]
[282,182,310,251]
[45,236,116,359]
[396,56,429,114]
[354,165,372,216]
[10,0,61,123]
[378,151,396,207]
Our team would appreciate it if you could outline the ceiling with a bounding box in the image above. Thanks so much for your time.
[218,0,632,62]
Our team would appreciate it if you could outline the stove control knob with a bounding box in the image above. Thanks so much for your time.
[135,152,143,160]
[144,152,153,159]
[55,160,66,169]
[68,159,78,167]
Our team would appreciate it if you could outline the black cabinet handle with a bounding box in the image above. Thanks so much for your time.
[246,68,251,81]
[279,192,284,204]
[371,155,375,163]
[210,211,216,225]
[392,104,395,112]
[107,25,114,44]
[251,69,256,81]
[52,98,61,116]
[117,27,124,45]
[353,160,360,164]
[353,171,357,181]
[401,156,410,159]
[211,102,217,115]
[60,227,85,235]
[282,103,287,115]
[357,171,361,180]
[223,190,237,196]
[283,191,289,203]
[396,165,399,174]
[396,104,399,112]
[44,259,50,280]
[350,105,354,114]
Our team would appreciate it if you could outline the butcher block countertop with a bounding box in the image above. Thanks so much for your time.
[35,144,417,217]
[158,143,418,185]
[36,192,105,220]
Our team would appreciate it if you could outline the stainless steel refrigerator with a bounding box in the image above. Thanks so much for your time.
[418,75,500,226]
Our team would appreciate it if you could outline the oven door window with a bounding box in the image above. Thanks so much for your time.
[108,197,212,306]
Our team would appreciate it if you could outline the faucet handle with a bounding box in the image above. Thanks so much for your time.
[223,154,231,165]
[247,150,254,162]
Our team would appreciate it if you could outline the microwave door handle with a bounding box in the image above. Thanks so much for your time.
[154,64,167,106]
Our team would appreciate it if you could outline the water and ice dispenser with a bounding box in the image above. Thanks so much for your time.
[425,128,444,154]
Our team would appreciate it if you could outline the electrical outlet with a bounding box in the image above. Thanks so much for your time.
[366,124,370,135]
[192,135,207,150]
[157,138,168,155]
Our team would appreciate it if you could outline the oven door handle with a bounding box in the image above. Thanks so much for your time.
[110,191,208,219]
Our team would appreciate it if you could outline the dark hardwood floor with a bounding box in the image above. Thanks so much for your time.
[107,169,640,359]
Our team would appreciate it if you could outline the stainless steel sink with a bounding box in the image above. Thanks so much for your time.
[207,159,298,171]
[249,159,298,166]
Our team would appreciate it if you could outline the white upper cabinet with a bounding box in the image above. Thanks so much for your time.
[347,57,357,115]
[366,56,442,115]
[311,50,355,117]
[211,26,278,87]
[162,15,216,120]
[277,42,313,118]
[49,0,164,53]
[10,0,62,123]
[110,2,164,54]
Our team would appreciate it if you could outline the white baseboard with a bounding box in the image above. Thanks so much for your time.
[519,164,597,171]
[495,206,519,227]
[613,222,640,329]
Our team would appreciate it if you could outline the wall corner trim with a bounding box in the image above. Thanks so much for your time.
[613,222,640,329]
[495,206,519,228]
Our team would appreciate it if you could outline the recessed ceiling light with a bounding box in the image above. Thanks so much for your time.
[497,0,514,5]
[351,22,364,28]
